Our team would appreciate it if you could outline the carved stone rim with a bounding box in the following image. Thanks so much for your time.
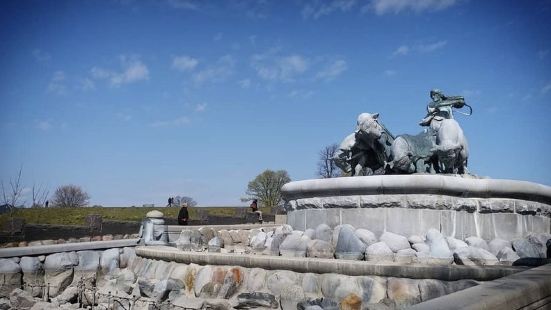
[281,175,551,205]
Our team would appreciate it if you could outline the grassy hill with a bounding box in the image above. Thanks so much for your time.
[0,206,271,226]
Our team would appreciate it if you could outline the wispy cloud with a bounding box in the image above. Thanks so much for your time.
[194,103,207,112]
[91,56,149,87]
[251,49,309,82]
[172,55,199,72]
[238,79,251,89]
[383,69,396,76]
[116,113,132,122]
[315,59,347,81]
[302,0,356,19]
[289,89,315,99]
[32,49,51,63]
[79,78,95,91]
[149,116,191,128]
[365,0,457,15]
[36,120,52,131]
[391,40,447,57]
[541,81,551,94]
[47,71,67,95]
[193,55,235,84]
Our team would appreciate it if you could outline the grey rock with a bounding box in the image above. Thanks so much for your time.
[497,247,520,263]
[236,292,279,309]
[408,235,424,244]
[247,268,266,292]
[53,286,78,304]
[446,237,468,250]
[267,271,297,296]
[114,268,136,294]
[355,229,378,246]
[100,248,120,274]
[171,295,204,309]
[380,232,410,253]
[269,234,287,255]
[217,230,233,247]
[250,231,268,250]
[217,267,244,299]
[304,228,316,239]
[0,259,22,298]
[513,233,551,258]
[280,284,305,310]
[0,298,10,310]
[418,279,447,302]
[198,227,216,245]
[426,229,452,259]
[9,288,35,309]
[320,274,344,299]
[297,298,338,310]
[489,238,511,256]
[387,278,421,307]
[412,243,430,253]
[280,233,310,257]
[444,279,479,294]
[208,237,223,253]
[315,224,332,242]
[302,273,320,296]
[335,224,366,260]
[74,251,100,287]
[465,236,490,251]
[331,224,343,248]
[365,242,394,262]
[357,276,386,304]
[307,239,335,259]
[120,247,136,269]
[453,246,498,265]
[20,257,44,297]
[275,224,293,236]
[395,248,416,264]
[194,266,213,297]
[44,252,78,297]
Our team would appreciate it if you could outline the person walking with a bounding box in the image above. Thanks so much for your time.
[250,199,263,224]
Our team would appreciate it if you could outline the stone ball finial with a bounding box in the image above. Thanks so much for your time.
[146,210,164,218]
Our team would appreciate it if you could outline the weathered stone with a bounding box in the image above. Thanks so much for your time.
[280,233,310,257]
[247,268,266,292]
[217,230,233,247]
[198,227,216,246]
[194,266,213,297]
[53,285,78,304]
[357,276,386,304]
[365,242,394,262]
[380,232,410,253]
[336,225,366,260]
[297,298,338,310]
[426,228,452,259]
[334,277,362,304]
[208,237,223,253]
[176,230,193,251]
[315,224,332,242]
[302,273,320,296]
[340,293,362,310]
[146,210,163,218]
[0,258,22,298]
[320,274,344,299]
[418,279,447,302]
[250,231,268,250]
[395,248,416,264]
[74,251,100,287]
[20,256,44,297]
[307,239,334,259]
[304,228,316,239]
[100,248,119,274]
[44,252,78,297]
[120,247,136,269]
[267,271,297,296]
[497,247,520,263]
[236,292,279,309]
[465,236,489,251]
[446,237,468,250]
[331,225,343,248]
[444,279,479,294]
[217,267,243,299]
[355,229,378,247]
[412,243,430,253]
[408,235,424,244]
[269,234,286,255]
[488,238,511,256]
[387,278,421,306]
[9,288,35,309]
[280,284,305,310]
[453,246,498,265]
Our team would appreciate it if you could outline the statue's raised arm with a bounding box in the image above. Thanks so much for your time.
[420,89,469,126]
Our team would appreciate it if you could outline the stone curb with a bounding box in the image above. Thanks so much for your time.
[135,246,527,281]
[0,239,140,258]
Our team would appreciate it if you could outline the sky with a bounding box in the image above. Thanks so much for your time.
[1,0,550,207]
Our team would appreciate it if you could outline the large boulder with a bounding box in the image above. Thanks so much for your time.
[304,229,316,239]
[395,248,417,264]
[119,247,136,269]
[114,268,136,294]
[280,232,310,257]
[302,273,320,296]
[217,230,233,248]
[236,292,279,309]
[198,227,216,246]
[497,247,520,263]
[250,231,268,251]
[425,229,452,259]
[453,246,498,265]
[99,248,120,275]
[408,235,424,245]
[380,232,410,253]
[465,236,489,251]
[355,229,378,247]
[217,267,244,299]
[20,257,44,297]
[9,288,35,310]
[194,266,213,297]
[74,251,100,287]
[387,278,421,307]
[315,224,332,242]
[44,252,78,297]
[280,284,305,310]
[365,242,393,262]
[0,259,22,298]
[307,239,335,259]
[247,268,267,292]
[357,276,386,304]
[335,225,367,260]
[512,233,551,258]
[267,271,297,296]
[412,243,430,253]
[446,237,468,251]
[488,238,511,256]
[208,237,223,253]
[418,279,447,302]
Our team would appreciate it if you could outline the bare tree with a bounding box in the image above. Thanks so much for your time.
[51,185,90,208]
[31,183,49,208]
[1,167,25,216]
[173,196,197,207]
[317,143,340,178]
[245,169,291,208]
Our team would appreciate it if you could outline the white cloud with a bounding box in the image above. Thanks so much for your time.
[91,56,149,87]
[541,81,551,94]
[251,49,309,82]
[239,79,251,89]
[194,103,207,112]
[316,59,347,81]
[461,89,481,97]
[289,89,315,99]
[47,71,67,95]
[149,116,191,128]
[384,69,396,76]
[302,0,356,19]
[36,120,52,131]
[172,55,199,72]
[79,78,95,91]
[366,0,457,15]
[193,55,235,84]
[32,49,51,63]
[392,45,409,57]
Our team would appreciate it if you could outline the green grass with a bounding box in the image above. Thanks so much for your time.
[0,206,272,226]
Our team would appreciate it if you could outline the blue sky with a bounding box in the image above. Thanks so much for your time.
[1,0,550,207]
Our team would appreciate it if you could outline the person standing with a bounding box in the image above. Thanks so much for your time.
[178,202,189,225]
[249,199,263,224]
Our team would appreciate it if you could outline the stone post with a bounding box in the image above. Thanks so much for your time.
[141,210,168,246]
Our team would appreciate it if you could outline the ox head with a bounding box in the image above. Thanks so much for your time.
[356,113,383,140]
